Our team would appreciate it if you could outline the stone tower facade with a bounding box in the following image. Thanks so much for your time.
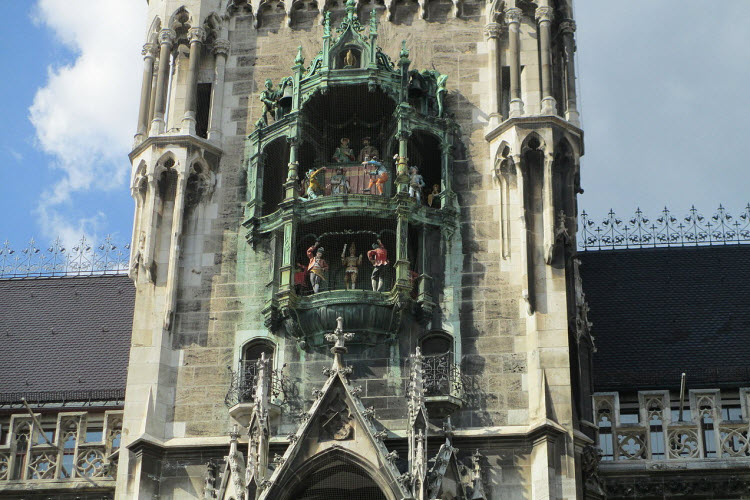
[120,0,594,498]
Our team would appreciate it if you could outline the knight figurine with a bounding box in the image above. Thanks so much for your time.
[305,167,326,199]
[408,166,426,203]
[367,238,389,292]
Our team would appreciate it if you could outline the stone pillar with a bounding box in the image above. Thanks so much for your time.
[283,137,299,201]
[536,6,557,115]
[208,39,230,141]
[505,8,524,117]
[560,19,580,126]
[136,43,157,142]
[148,60,159,126]
[484,22,502,126]
[151,29,176,135]
[182,27,206,135]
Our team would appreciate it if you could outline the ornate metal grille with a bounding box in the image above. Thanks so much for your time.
[422,353,462,398]
[0,236,129,278]
[579,205,750,250]
[224,361,285,408]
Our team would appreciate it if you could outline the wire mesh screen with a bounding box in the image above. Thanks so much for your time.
[301,85,397,165]
[296,216,397,293]
[289,457,388,500]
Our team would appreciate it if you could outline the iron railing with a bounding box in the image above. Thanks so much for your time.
[0,389,125,407]
[0,236,130,278]
[224,360,285,408]
[579,205,750,250]
[422,352,463,399]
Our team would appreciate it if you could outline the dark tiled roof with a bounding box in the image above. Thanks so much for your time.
[0,275,134,401]
[579,246,750,392]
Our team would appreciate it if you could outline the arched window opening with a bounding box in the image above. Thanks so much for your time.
[12,421,30,480]
[262,138,290,216]
[407,131,441,205]
[597,403,614,461]
[295,217,397,294]
[335,46,362,69]
[60,419,78,478]
[420,331,455,397]
[240,339,276,403]
[287,455,387,500]
[299,85,396,195]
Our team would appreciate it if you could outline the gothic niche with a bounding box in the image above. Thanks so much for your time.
[320,393,354,441]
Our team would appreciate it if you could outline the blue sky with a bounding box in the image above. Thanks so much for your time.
[0,1,748,251]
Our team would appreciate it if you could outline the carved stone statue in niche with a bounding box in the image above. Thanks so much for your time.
[332,137,355,163]
[343,49,357,69]
[320,393,353,441]
[358,136,379,162]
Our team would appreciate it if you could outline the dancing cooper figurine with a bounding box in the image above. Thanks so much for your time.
[341,243,362,290]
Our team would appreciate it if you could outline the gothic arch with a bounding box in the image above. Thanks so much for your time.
[153,151,179,177]
[277,447,395,500]
[146,16,162,43]
[168,6,194,39]
[520,131,546,154]
[132,160,149,201]
[226,0,253,17]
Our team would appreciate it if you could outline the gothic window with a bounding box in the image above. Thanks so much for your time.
[240,339,276,403]
[12,421,30,480]
[646,398,665,459]
[596,402,614,461]
[195,82,212,138]
[261,138,289,216]
[697,398,717,458]
[420,332,455,397]
[60,419,78,478]
[408,130,442,198]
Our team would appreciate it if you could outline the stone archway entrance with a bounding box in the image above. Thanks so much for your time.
[287,455,388,500]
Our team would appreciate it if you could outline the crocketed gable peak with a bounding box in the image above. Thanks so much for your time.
[257,317,412,500]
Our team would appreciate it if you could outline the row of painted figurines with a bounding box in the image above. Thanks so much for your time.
[302,240,389,293]
[304,137,441,206]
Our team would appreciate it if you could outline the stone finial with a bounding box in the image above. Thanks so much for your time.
[294,45,304,66]
[369,9,378,34]
[324,317,355,369]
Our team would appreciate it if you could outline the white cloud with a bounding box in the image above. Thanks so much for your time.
[29,0,147,244]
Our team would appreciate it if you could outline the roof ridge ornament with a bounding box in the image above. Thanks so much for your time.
[336,0,365,33]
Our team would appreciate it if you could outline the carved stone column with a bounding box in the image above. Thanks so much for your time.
[151,29,176,135]
[182,27,206,135]
[505,8,524,117]
[136,43,157,142]
[560,19,580,126]
[208,39,230,141]
[536,6,557,115]
[484,22,503,126]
